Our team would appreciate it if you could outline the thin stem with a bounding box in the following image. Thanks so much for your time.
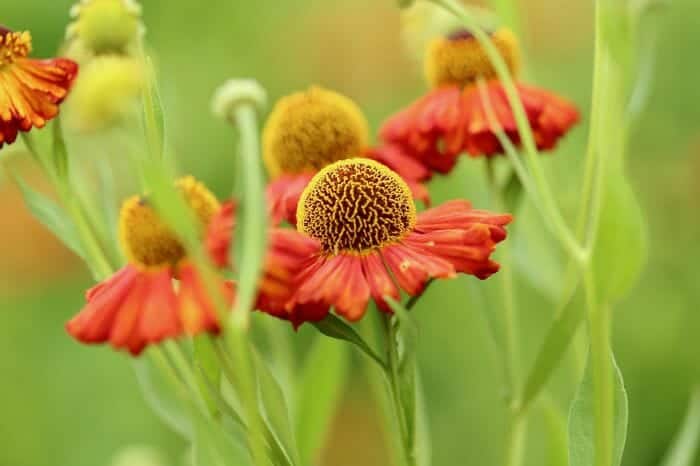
[583,268,613,466]
[405,279,434,311]
[164,341,209,415]
[383,314,415,466]
[431,0,585,264]
[484,159,524,466]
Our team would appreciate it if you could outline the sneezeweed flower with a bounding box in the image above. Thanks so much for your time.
[66,177,233,355]
[381,27,580,173]
[0,27,78,149]
[268,158,512,323]
[66,55,143,131]
[66,0,143,56]
[206,201,330,328]
[262,86,431,226]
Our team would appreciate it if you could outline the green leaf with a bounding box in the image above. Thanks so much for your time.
[660,388,700,466]
[194,336,222,418]
[568,353,628,466]
[519,296,585,412]
[252,349,300,466]
[312,314,387,370]
[295,335,349,466]
[141,55,165,160]
[133,357,193,440]
[541,397,569,466]
[14,174,86,261]
[193,409,254,466]
[592,174,647,303]
[414,372,432,466]
[502,169,524,213]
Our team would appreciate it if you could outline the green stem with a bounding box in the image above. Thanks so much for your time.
[485,160,524,466]
[383,314,415,466]
[164,341,209,415]
[583,268,613,466]
[431,0,585,264]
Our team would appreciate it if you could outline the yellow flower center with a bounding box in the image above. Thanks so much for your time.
[425,28,520,88]
[118,176,221,270]
[297,159,416,255]
[262,86,370,179]
[68,0,142,54]
[0,28,31,66]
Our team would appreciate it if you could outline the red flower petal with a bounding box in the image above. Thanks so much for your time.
[178,262,235,335]
[266,173,314,226]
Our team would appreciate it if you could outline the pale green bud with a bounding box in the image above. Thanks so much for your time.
[212,79,268,122]
[67,0,144,55]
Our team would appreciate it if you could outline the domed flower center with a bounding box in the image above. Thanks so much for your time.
[0,28,31,66]
[425,27,520,88]
[119,177,221,270]
[297,159,416,255]
[262,86,370,179]
[68,0,142,54]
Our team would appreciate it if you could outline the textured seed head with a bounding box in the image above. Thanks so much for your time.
[297,159,416,255]
[262,86,370,178]
[425,27,520,88]
[119,176,220,269]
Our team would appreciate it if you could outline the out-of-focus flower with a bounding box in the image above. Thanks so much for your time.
[381,28,580,173]
[66,0,143,55]
[212,79,267,122]
[262,86,430,226]
[66,177,233,355]
[206,201,327,329]
[66,55,143,131]
[263,159,512,324]
[0,27,78,149]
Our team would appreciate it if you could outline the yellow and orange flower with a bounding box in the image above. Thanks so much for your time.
[212,159,512,326]
[0,27,78,148]
[66,177,232,355]
[380,28,579,173]
[262,86,431,226]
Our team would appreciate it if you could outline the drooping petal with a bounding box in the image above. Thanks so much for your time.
[0,58,78,148]
[178,262,235,335]
[265,173,314,226]
[365,144,432,205]
[206,201,237,268]
[66,265,182,355]
[382,241,455,297]
[461,81,580,157]
[360,250,400,312]
[288,254,371,322]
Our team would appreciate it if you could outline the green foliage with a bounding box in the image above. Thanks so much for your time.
[193,410,254,466]
[660,389,700,466]
[14,173,86,261]
[294,336,349,466]
[312,314,387,369]
[568,354,628,466]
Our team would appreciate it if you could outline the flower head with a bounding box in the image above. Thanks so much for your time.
[0,27,78,149]
[67,177,230,355]
[67,0,143,55]
[263,87,431,226]
[262,86,370,178]
[425,28,520,88]
[268,159,512,323]
[380,28,579,170]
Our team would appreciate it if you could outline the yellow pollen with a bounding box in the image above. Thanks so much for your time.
[0,30,32,66]
[118,176,221,270]
[297,159,416,255]
[262,86,370,179]
[425,28,520,88]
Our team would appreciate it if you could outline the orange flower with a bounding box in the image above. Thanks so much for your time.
[262,86,431,226]
[206,201,329,328]
[67,177,232,355]
[380,28,579,173]
[265,159,511,325]
[0,27,78,148]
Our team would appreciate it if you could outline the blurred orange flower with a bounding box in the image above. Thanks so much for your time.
[0,27,78,148]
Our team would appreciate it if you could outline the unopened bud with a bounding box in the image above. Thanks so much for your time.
[67,0,143,55]
[66,55,143,131]
[212,79,267,122]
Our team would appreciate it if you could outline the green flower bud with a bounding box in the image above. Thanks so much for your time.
[66,55,144,131]
[67,0,143,55]
[212,79,268,122]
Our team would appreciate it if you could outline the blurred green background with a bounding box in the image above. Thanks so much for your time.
[1,1,699,465]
